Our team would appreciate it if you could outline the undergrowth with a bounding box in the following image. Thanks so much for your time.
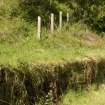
[0,1,105,105]
[0,17,105,66]
[62,85,105,105]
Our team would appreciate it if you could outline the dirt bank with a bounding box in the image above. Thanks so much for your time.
[0,58,105,105]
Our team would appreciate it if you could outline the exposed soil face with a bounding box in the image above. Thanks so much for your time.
[82,33,102,45]
[0,58,105,105]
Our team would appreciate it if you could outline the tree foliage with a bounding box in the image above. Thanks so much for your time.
[0,0,105,32]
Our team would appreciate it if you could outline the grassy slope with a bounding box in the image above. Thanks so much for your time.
[0,19,105,65]
[1,4,105,105]
[0,18,105,66]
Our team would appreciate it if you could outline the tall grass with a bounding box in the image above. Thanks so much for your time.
[0,17,105,66]
[62,86,105,105]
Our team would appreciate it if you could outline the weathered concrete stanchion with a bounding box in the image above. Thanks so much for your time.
[0,0,4,6]
[51,13,54,34]
[59,11,63,30]
[67,12,69,22]
[37,16,41,40]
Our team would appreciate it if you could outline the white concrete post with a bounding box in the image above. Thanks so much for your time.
[50,0,52,6]
[37,16,41,40]
[67,12,69,22]
[51,13,54,34]
[59,11,63,29]
[0,0,4,6]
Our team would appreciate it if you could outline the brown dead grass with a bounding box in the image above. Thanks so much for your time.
[82,32,102,45]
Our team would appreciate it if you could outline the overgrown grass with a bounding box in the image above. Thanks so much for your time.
[62,86,105,105]
[0,18,105,66]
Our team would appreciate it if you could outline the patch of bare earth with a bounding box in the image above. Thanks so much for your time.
[82,32,102,45]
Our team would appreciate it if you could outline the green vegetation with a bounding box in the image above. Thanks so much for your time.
[0,0,105,105]
[0,20,105,66]
[39,88,105,105]
[1,60,105,105]
[0,0,105,66]
[62,86,105,105]
[0,0,105,31]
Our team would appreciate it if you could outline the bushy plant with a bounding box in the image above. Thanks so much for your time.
[0,0,105,32]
